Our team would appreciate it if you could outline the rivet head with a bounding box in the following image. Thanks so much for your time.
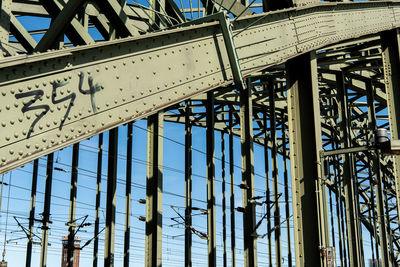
[5,136,10,141]
[9,150,14,155]
[1,157,5,162]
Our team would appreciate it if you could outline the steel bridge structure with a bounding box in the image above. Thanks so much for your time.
[1,0,400,266]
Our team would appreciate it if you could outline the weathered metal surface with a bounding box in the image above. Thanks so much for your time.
[1,2,400,174]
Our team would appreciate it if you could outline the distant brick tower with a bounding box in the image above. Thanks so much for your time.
[61,236,80,267]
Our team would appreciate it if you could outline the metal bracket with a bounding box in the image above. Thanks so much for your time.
[171,12,247,90]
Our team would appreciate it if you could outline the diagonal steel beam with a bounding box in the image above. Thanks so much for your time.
[35,0,89,52]
[9,14,37,53]
[95,0,138,37]
[39,0,94,48]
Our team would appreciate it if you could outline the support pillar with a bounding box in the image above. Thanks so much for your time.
[221,131,227,267]
[26,159,38,267]
[124,123,133,267]
[229,108,236,267]
[336,72,363,267]
[206,92,216,267]
[286,52,329,267]
[40,153,54,267]
[240,80,257,267]
[67,143,79,267]
[104,129,118,267]
[281,110,292,267]
[381,29,400,236]
[93,133,103,267]
[185,101,192,267]
[145,112,163,267]
[365,81,391,266]
[263,111,272,267]
[268,79,281,267]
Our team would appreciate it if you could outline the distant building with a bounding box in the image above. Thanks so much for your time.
[369,259,381,267]
[61,236,81,267]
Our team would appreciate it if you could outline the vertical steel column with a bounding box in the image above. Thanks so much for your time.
[124,123,133,267]
[221,131,227,267]
[93,133,103,267]
[67,143,80,267]
[104,129,118,267]
[268,79,281,267]
[229,108,236,267]
[381,29,400,232]
[366,146,379,263]
[40,153,54,267]
[365,81,391,266]
[145,112,164,267]
[206,92,216,267]
[263,111,272,267]
[240,80,257,267]
[185,101,192,267]
[336,72,363,267]
[332,135,346,267]
[26,159,38,267]
[281,111,292,267]
[286,52,328,267]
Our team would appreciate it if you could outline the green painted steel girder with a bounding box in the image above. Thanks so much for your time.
[2,2,400,174]
[286,52,329,267]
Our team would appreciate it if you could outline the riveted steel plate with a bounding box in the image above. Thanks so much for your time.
[0,23,232,173]
[2,1,400,173]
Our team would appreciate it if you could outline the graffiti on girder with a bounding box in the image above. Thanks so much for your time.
[14,72,103,138]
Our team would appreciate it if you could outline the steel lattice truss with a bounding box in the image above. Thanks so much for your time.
[1,0,400,267]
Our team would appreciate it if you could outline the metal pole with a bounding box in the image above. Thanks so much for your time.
[185,100,192,267]
[145,112,164,267]
[124,123,133,267]
[67,143,80,267]
[93,133,103,267]
[206,91,216,267]
[281,110,292,267]
[263,110,272,267]
[240,78,257,267]
[26,159,38,267]
[104,128,118,267]
[40,153,54,267]
[268,78,281,267]
[366,81,391,266]
[229,108,236,267]
[221,130,227,267]
[336,72,363,267]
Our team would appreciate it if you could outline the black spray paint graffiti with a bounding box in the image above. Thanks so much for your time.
[52,80,76,130]
[15,90,49,138]
[15,73,103,139]
[78,71,103,113]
